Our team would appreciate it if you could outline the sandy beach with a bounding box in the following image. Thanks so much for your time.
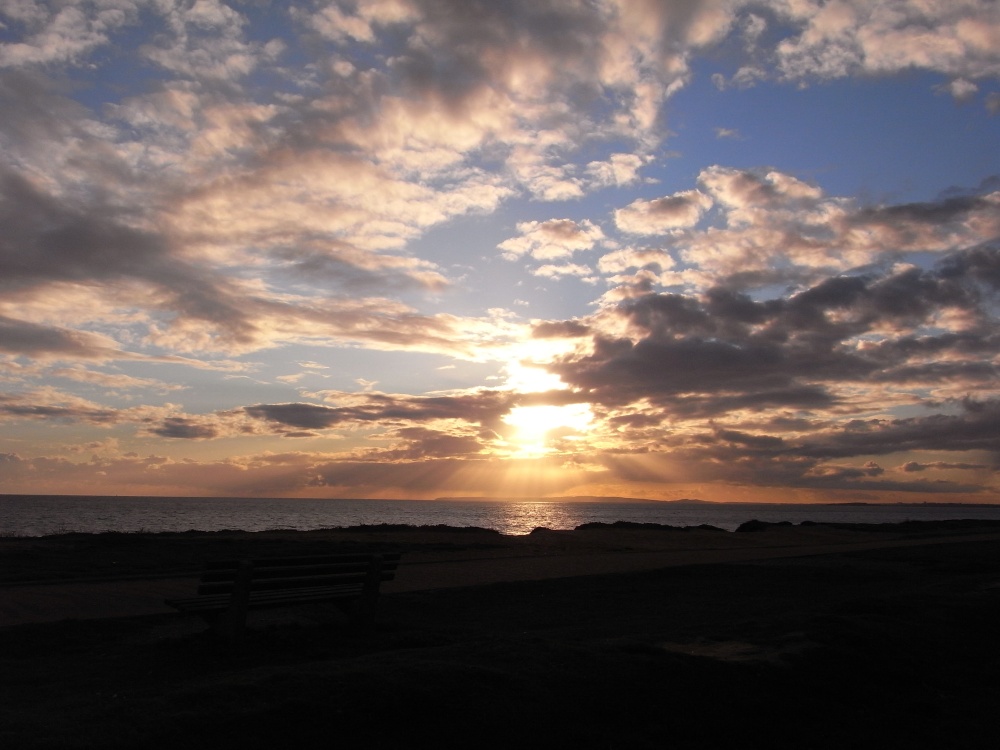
[3,521,1000,748]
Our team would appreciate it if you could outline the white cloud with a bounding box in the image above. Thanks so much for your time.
[533,263,596,282]
[586,153,645,188]
[939,77,979,101]
[714,127,742,139]
[773,0,1000,82]
[615,190,713,234]
[0,2,137,67]
[499,219,605,261]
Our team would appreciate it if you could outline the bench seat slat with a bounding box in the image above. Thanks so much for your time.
[165,552,399,636]
[167,584,367,614]
[197,570,395,595]
[202,553,401,572]
[198,566,367,580]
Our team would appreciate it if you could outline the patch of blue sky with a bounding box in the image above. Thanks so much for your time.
[667,64,1000,204]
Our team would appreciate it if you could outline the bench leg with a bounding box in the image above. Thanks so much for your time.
[214,560,253,642]
[347,555,385,628]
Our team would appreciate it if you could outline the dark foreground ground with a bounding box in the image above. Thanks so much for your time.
[2,529,999,749]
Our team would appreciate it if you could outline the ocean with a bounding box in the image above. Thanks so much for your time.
[3,495,1000,537]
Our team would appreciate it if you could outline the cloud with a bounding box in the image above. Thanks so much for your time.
[498,219,605,261]
[140,0,265,81]
[714,127,743,139]
[598,247,676,276]
[49,366,185,393]
[797,399,1000,460]
[245,390,517,433]
[532,320,591,339]
[633,167,1000,281]
[900,460,991,473]
[552,247,1000,419]
[586,153,646,187]
[773,1,1000,83]
[615,190,713,234]
[0,388,247,438]
[0,315,124,360]
[148,416,219,440]
[0,392,120,425]
[938,77,980,101]
[0,1,137,67]
[367,426,488,461]
[0,2,998,501]
[533,263,597,281]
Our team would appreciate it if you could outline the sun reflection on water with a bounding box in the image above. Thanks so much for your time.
[478,501,583,535]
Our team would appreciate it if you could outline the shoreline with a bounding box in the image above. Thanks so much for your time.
[6,495,1000,538]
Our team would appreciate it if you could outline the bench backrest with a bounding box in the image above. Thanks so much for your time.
[196,552,401,596]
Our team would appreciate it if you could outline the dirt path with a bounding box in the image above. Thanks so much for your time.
[4,527,999,627]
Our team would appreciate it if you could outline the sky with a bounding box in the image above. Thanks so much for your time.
[1,0,999,504]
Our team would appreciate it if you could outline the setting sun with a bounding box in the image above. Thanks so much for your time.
[503,403,594,455]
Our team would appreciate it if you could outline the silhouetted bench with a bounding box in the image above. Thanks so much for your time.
[166,552,401,639]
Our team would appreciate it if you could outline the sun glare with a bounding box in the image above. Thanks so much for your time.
[496,342,596,455]
[503,403,594,455]
[503,360,565,393]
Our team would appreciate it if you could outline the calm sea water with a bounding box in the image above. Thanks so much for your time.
[3,495,1000,537]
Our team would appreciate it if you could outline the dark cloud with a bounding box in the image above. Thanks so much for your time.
[245,390,517,432]
[939,243,1000,289]
[852,194,995,230]
[0,316,120,358]
[798,399,1000,460]
[375,426,486,460]
[610,421,991,494]
[0,395,118,425]
[900,461,991,473]
[0,167,165,289]
[0,71,91,162]
[396,0,605,106]
[553,248,999,416]
[244,403,348,431]
[276,243,448,294]
[0,166,261,347]
[148,417,219,440]
[532,320,591,338]
[936,175,1000,200]
[555,334,824,408]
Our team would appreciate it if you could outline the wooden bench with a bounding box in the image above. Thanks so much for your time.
[165,552,401,639]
